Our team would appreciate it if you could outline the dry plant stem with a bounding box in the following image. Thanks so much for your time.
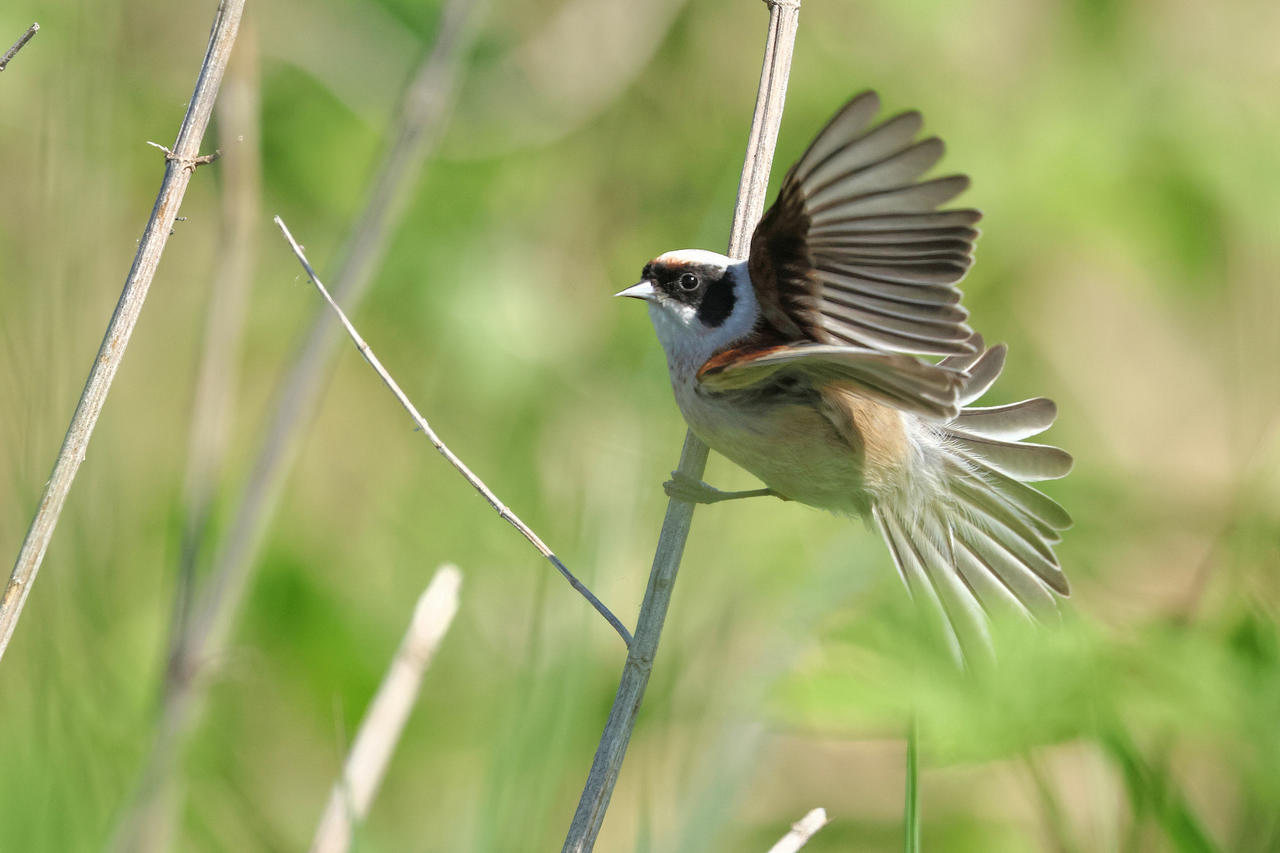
[0,22,39,72]
[309,566,462,853]
[560,1,799,850]
[169,13,262,684]
[274,217,632,646]
[103,29,264,853]
[103,11,477,850]
[173,0,479,698]
[0,0,245,663]
[766,808,829,853]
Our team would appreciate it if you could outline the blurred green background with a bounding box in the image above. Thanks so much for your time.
[1,0,1277,850]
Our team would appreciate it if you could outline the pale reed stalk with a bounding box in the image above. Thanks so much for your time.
[308,566,462,853]
[0,0,245,663]
[559,1,801,849]
[766,808,829,853]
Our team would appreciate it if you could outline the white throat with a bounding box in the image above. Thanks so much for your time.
[648,257,758,379]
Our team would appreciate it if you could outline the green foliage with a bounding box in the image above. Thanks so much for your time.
[0,0,1277,851]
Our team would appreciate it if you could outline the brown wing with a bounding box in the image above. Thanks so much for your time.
[698,342,967,420]
[749,91,981,357]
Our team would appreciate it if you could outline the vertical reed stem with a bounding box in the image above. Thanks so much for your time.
[559,2,801,849]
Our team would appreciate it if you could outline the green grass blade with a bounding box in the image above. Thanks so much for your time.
[905,716,920,853]
[1103,730,1220,853]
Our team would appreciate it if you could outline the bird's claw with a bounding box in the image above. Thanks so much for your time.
[663,470,727,504]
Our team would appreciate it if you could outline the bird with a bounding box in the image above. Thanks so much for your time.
[617,91,1072,657]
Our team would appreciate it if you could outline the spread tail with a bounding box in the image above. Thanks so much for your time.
[872,336,1072,660]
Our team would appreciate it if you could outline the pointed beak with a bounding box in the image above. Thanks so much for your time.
[615,280,657,302]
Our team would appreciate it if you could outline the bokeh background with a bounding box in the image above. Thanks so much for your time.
[1,0,1277,850]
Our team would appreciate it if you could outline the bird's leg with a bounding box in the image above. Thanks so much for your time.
[662,470,786,504]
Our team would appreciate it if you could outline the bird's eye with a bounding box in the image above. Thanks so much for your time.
[678,272,699,291]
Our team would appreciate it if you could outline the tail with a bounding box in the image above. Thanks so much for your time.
[872,335,1073,660]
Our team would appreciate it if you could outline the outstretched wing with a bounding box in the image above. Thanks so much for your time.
[748,91,981,358]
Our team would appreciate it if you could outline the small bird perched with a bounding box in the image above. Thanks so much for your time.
[619,91,1072,655]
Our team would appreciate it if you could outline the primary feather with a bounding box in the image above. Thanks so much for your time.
[748,90,981,366]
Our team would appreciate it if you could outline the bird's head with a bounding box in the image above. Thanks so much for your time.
[617,249,757,370]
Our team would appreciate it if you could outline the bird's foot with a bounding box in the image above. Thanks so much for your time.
[662,470,781,504]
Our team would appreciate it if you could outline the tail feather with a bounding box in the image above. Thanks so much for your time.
[918,508,994,656]
[949,475,1061,567]
[953,516,1060,616]
[874,507,989,661]
[952,539,1038,624]
[960,457,1074,533]
[948,433,1074,482]
[874,335,1071,659]
[953,492,1069,593]
[951,397,1057,441]
[954,467,1063,545]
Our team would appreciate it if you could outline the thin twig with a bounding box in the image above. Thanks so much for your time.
[273,216,632,646]
[766,808,829,853]
[0,0,245,663]
[0,22,39,72]
[559,1,801,850]
[104,26,264,851]
[103,8,480,849]
[168,0,481,716]
[171,12,263,696]
[309,565,462,853]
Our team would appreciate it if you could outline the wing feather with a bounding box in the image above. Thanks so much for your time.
[823,289,968,325]
[809,176,971,219]
[698,344,965,420]
[815,267,963,306]
[791,92,885,178]
[806,135,943,205]
[809,210,982,235]
[800,111,925,190]
[747,90,980,389]
[955,344,1006,404]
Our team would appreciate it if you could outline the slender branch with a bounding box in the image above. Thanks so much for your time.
[169,0,481,713]
[0,0,245,663]
[171,12,263,692]
[0,22,39,72]
[102,8,480,849]
[309,565,462,853]
[103,26,264,852]
[560,2,800,850]
[273,217,632,646]
[766,808,829,853]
